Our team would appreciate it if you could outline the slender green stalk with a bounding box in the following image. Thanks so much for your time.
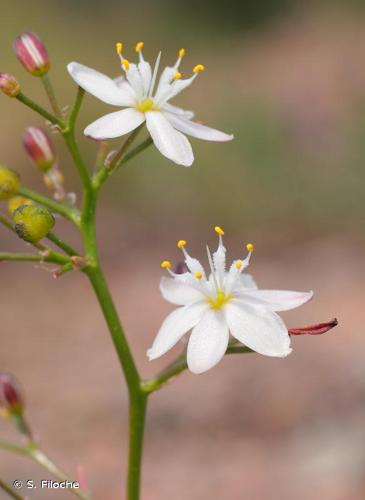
[0,441,90,500]
[127,393,147,500]
[41,74,63,118]
[92,126,144,190]
[119,137,153,168]
[47,232,79,256]
[68,87,85,126]
[18,187,81,226]
[0,252,70,265]
[141,345,253,394]
[0,478,24,500]
[15,92,63,127]
[63,131,91,190]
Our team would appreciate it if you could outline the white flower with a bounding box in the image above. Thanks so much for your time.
[147,227,313,374]
[67,42,233,167]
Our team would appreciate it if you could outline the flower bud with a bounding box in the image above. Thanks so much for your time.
[289,318,338,336]
[0,72,20,97]
[13,204,55,243]
[14,32,50,76]
[43,167,65,200]
[0,165,20,200]
[7,196,33,215]
[23,126,56,172]
[0,373,23,416]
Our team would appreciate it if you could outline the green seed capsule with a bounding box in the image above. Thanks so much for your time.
[0,165,20,200]
[7,196,33,215]
[13,205,55,243]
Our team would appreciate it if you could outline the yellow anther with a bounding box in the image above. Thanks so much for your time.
[246,243,254,253]
[136,41,144,53]
[194,271,203,280]
[235,260,242,270]
[116,42,123,55]
[179,48,185,58]
[177,239,187,248]
[122,59,130,70]
[193,64,205,73]
[174,72,182,80]
[161,260,172,269]
[214,226,225,236]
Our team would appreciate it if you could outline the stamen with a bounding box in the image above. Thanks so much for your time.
[174,72,182,80]
[179,48,185,58]
[177,239,187,248]
[148,51,161,97]
[135,41,144,53]
[235,260,242,270]
[161,260,172,269]
[122,59,130,70]
[194,271,202,280]
[214,226,225,236]
[193,64,205,73]
[246,243,254,253]
[116,42,123,56]
[206,245,219,290]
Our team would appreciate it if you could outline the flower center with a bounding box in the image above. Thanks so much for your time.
[208,290,231,310]
[137,98,159,112]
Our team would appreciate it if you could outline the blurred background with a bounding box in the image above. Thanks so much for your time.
[1,0,365,498]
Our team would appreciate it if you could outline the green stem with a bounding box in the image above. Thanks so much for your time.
[0,441,90,500]
[63,131,91,190]
[18,186,81,226]
[85,265,140,389]
[92,126,144,190]
[142,345,253,394]
[0,252,70,265]
[41,74,63,119]
[127,393,147,500]
[119,137,153,168]
[15,93,63,127]
[47,232,79,256]
[68,87,85,126]
[0,478,24,500]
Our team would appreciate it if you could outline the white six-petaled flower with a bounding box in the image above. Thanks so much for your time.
[147,227,313,374]
[67,42,233,167]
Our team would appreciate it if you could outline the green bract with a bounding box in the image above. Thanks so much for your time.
[13,204,54,242]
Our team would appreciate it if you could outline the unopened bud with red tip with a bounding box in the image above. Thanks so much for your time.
[0,373,23,416]
[0,165,20,200]
[289,318,338,336]
[14,32,50,76]
[0,72,20,97]
[23,126,56,172]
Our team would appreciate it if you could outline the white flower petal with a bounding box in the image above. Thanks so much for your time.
[147,302,208,360]
[162,102,194,120]
[237,289,313,312]
[213,237,226,281]
[187,309,229,374]
[113,76,137,99]
[165,113,234,142]
[67,62,135,106]
[225,301,292,358]
[145,111,194,166]
[160,276,205,305]
[125,63,144,99]
[157,74,196,103]
[84,108,145,140]
[138,60,152,96]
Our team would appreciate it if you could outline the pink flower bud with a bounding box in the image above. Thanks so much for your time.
[23,126,56,172]
[0,373,23,415]
[14,32,50,76]
[0,72,20,97]
[289,318,338,336]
